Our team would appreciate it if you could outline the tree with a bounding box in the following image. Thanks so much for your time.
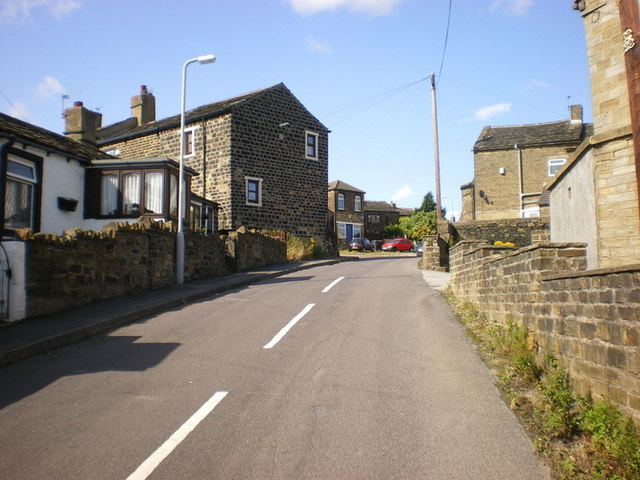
[417,191,446,218]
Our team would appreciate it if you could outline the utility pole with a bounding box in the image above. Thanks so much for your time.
[430,73,443,224]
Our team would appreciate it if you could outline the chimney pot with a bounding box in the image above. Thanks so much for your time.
[74,101,83,107]
[140,85,148,93]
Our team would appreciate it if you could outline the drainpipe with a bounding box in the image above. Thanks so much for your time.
[0,137,15,239]
[515,144,524,216]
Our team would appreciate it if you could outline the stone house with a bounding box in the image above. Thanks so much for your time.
[328,180,365,244]
[1,111,198,237]
[97,83,331,250]
[363,201,405,241]
[0,111,200,321]
[461,105,592,221]
[547,0,640,269]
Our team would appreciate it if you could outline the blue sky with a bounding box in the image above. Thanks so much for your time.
[0,0,591,219]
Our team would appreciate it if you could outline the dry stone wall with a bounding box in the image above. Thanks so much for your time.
[16,221,286,319]
[449,241,640,422]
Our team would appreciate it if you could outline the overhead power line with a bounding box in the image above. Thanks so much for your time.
[437,0,453,84]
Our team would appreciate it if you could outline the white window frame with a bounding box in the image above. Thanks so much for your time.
[337,193,345,211]
[183,126,199,159]
[305,131,318,160]
[245,176,262,207]
[5,156,38,230]
[548,158,566,176]
[354,195,362,212]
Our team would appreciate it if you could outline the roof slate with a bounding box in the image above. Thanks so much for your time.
[328,180,365,193]
[364,201,399,212]
[98,83,326,145]
[0,112,110,162]
[473,120,593,152]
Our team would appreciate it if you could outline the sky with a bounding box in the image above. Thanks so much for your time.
[0,0,592,220]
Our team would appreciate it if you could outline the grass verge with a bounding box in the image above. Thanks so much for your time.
[444,289,640,480]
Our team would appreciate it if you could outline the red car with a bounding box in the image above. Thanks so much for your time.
[382,238,413,252]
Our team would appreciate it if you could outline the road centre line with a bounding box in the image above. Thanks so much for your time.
[263,303,316,349]
[322,276,345,293]
[127,391,228,480]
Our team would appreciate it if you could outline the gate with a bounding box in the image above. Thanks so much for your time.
[0,243,9,320]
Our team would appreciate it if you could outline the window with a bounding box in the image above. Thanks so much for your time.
[95,169,188,219]
[354,195,362,212]
[337,193,345,210]
[144,172,163,214]
[246,177,262,206]
[190,201,217,234]
[183,128,197,158]
[305,131,318,160]
[353,224,362,237]
[122,172,141,215]
[337,223,346,239]
[548,158,566,176]
[5,157,38,231]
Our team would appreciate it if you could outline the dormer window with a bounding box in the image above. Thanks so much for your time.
[305,131,318,160]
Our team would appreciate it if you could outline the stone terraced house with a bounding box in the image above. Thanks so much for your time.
[327,180,365,244]
[96,83,331,251]
[461,105,592,222]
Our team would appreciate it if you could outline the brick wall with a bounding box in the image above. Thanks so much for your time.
[449,241,640,422]
[16,222,286,319]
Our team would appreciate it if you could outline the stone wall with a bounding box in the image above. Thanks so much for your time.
[418,234,448,271]
[15,222,286,320]
[226,227,287,272]
[452,217,549,248]
[449,240,640,422]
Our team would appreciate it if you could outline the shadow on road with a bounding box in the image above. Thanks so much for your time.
[0,336,180,409]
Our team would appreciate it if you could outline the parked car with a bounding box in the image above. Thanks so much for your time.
[382,238,413,252]
[349,237,374,252]
[416,241,424,256]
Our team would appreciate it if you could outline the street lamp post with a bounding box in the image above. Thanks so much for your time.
[176,54,216,284]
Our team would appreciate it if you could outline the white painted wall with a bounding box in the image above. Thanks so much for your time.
[550,150,598,268]
[3,241,26,322]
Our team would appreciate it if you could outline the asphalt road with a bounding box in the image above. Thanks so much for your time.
[0,257,550,479]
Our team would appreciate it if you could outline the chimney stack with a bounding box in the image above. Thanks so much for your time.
[569,104,583,125]
[131,85,156,126]
[64,101,102,146]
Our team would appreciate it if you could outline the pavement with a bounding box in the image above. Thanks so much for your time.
[0,257,449,368]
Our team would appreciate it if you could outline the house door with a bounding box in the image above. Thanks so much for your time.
[346,224,353,243]
[0,244,9,320]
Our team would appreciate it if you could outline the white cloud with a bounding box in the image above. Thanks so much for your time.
[305,35,332,54]
[49,0,80,19]
[0,0,80,23]
[286,0,403,16]
[35,75,66,100]
[490,0,533,15]
[474,103,511,121]
[392,185,413,202]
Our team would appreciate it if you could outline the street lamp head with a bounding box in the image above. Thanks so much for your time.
[197,54,216,65]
